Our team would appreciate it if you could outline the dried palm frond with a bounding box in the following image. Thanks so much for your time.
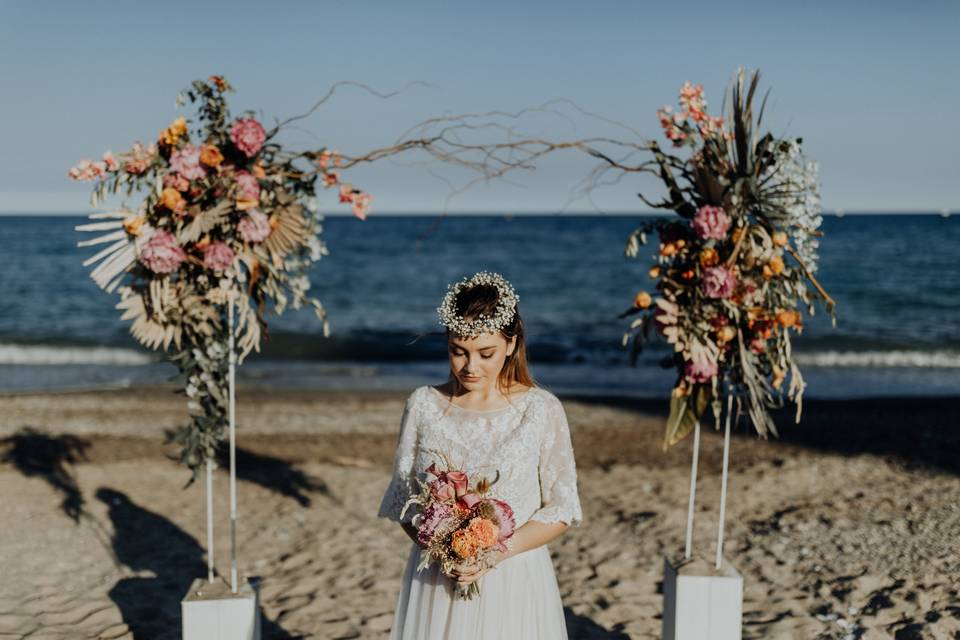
[76,213,145,292]
[263,192,310,257]
[117,287,174,351]
[177,200,232,244]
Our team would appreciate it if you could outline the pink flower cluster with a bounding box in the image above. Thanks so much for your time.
[235,170,261,207]
[125,142,155,175]
[169,144,207,181]
[230,118,266,158]
[68,152,117,181]
[140,230,186,274]
[202,241,235,272]
[656,82,732,145]
[692,205,731,240]
[427,463,479,510]
[238,209,272,243]
[685,359,718,383]
[701,265,736,299]
[338,184,373,220]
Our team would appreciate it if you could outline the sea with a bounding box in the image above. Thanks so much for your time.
[2,213,958,399]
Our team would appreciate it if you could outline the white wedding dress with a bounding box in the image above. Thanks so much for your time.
[377,385,583,639]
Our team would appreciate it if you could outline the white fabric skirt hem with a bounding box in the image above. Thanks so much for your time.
[388,542,568,639]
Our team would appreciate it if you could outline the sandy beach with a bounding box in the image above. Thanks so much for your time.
[1,386,958,639]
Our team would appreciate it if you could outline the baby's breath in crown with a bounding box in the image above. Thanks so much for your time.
[437,271,519,338]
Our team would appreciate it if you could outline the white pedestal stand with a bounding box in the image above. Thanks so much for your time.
[181,577,261,640]
[184,294,255,639]
[662,394,742,640]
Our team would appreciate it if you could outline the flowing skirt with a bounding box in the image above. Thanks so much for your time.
[387,542,569,639]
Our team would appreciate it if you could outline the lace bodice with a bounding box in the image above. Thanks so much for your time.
[377,385,583,529]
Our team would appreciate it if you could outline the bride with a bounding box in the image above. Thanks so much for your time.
[377,271,583,639]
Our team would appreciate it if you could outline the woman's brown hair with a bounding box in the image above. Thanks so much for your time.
[448,282,536,392]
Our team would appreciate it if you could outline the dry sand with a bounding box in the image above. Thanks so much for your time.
[1,386,958,639]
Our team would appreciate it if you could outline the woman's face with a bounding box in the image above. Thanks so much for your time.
[448,331,517,393]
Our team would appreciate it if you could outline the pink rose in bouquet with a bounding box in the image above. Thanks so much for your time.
[140,230,186,274]
[692,205,730,240]
[169,144,207,181]
[163,173,190,192]
[230,118,266,158]
[701,265,736,299]
[238,209,271,243]
[202,241,235,272]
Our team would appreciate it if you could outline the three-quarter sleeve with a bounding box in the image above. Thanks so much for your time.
[528,394,583,527]
[377,390,420,524]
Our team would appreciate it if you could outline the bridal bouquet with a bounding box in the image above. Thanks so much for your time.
[68,76,374,481]
[620,69,837,447]
[402,458,516,600]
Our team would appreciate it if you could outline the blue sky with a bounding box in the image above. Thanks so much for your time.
[0,0,956,214]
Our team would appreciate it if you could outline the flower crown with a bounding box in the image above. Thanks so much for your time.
[437,271,519,338]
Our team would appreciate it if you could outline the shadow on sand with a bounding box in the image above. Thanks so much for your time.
[97,487,297,639]
[565,606,632,639]
[565,393,960,475]
[214,443,333,507]
[0,426,90,521]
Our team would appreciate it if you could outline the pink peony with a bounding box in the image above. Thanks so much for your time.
[685,359,718,383]
[235,170,261,202]
[169,144,206,181]
[140,230,186,274]
[417,502,455,547]
[163,173,190,192]
[202,241,235,272]
[237,209,272,243]
[692,205,731,240]
[230,118,266,158]
[701,266,736,299]
[486,498,516,551]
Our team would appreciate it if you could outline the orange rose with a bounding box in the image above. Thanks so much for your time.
[195,234,211,251]
[634,291,652,309]
[772,231,788,247]
[768,255,785,276]
[159,117,188,147]
[200,144,224,168]
[660,242,677,257]
[699,247,719,267]
[467,517,499,549]
[716,325,736,343]
[648,265,661,279]
[680,269,695,280]
[253,163,267,180]
[451,529,481,559]
[122,214,146,237]
[776,310,797,327]
[159,187,186,213]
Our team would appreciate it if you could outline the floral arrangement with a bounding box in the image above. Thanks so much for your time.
[402,456,516,600]
[620,69,837,448]
[69,76,375,480]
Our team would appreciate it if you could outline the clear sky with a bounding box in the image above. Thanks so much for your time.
[1,0,956,214]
